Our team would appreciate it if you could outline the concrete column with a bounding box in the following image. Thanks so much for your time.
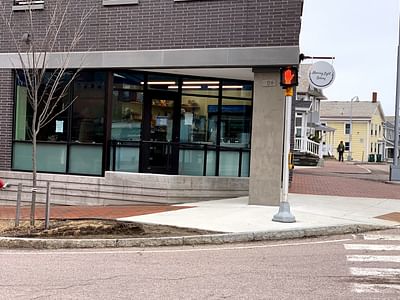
[249,68,285,206]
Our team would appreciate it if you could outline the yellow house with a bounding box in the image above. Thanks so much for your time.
[320,96,385,162]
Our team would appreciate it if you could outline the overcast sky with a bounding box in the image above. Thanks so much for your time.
[300,0,400,116]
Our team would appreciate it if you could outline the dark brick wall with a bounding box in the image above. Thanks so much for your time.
[0,69,14,170]
[0,0,303,52]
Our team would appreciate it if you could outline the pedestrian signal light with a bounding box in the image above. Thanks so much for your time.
[280,67,298,88]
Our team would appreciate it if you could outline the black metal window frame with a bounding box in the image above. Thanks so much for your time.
[12,69,253,177]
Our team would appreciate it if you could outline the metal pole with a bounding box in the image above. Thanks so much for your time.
[349,98,353,160]
[15,183,22,227]
[273,88,295,223]
[45,181,51,230]
[391,14,400,180]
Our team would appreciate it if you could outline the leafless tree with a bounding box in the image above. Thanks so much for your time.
[0,0,93,226]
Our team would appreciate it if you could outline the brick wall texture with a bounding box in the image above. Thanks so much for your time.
[0,69,14,170]
[0,0,303,52]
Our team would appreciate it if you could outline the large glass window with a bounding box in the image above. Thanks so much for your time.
[148,74,178,91]
[71,72,106,143]
[14,71,72,142]
[222,80,253,99]
[180,96,218,144]
[13,70,253,178]
[111,72,144,141]
[220,98,252,147]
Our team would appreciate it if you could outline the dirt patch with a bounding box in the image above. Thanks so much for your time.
[0,219,215,239]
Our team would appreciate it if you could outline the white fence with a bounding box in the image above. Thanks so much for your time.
[294,137,322,158]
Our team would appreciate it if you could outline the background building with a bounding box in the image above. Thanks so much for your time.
[320,93,385,162]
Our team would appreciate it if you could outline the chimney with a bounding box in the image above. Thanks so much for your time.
[372,92,378,103]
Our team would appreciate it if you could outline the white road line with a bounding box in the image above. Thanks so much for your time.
[0,238,352,256]
[350,267,400,277]
[362,235,400,241]
[347,255,400,263]
[344,244,400,251]
[352,283,400,294]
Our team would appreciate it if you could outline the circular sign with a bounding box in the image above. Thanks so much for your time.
[308,61,335,89]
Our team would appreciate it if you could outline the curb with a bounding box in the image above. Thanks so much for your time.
[0,224,392,249]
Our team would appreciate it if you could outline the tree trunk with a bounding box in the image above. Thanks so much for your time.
[30,106,38,226]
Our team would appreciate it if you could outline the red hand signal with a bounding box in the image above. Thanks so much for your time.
[283,69,295,85]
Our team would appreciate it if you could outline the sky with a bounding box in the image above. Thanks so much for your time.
[300,0,400,116]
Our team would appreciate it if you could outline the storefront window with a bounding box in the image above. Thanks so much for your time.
[111,72,144,141]
[180,95,218,144]
[222,80,253,99]
[71,71,106,143]
[13,70,252,177]
[14,71,71,142]
[148,74,178,91]
[220,98,252,147]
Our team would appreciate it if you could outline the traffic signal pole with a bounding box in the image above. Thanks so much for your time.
[273,87,296,223]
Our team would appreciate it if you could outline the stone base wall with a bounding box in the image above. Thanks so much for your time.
[0,171,249,206]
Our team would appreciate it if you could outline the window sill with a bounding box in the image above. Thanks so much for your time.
[103,0,139,6]
[12,4,44,11]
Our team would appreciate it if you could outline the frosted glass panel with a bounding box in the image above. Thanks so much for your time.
[206,150,216,176]
[113,147,139,172]
[219,151,239,177]
[69,145,102,175]
[179,149,203,176]
[13,142,67,173]
[178,149,216,176]
[241,152,250,177]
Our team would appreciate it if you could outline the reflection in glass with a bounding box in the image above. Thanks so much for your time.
[222,80,253,99]
[14,70,71,142]
[151,98,174,142]
[71,72,106,143]
[148,74,178,91]
[180,96,218,144]
[220,98,252,147]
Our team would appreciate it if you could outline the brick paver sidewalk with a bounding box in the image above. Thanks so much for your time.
[0,205,190,220]
[290,160,400,199]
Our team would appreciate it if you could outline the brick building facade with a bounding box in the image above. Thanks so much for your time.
[0,0,303,206]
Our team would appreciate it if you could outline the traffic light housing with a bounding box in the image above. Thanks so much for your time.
[280,66,298,88]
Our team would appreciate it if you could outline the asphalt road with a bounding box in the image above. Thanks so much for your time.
[1,229,399,299]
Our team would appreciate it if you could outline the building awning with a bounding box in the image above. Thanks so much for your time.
[307,123,336,132]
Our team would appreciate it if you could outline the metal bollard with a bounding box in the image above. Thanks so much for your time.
[45,181,51,230]
[15,183,22,227]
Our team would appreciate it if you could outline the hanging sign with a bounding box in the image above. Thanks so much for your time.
[308,61,335,89]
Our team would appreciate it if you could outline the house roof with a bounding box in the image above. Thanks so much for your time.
[297,64,327,99]
[386,116,395,124]
[320,101,385,120]
[295,100,312,110]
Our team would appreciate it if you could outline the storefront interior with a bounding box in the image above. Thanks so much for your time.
[13,70,253,177]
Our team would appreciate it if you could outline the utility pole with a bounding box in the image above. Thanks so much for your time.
[391,14,400,180]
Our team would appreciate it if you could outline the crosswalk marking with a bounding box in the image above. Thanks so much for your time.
[352,283,400,294]
[347,255,400,263]
[350,267,400,277]
[362,234,400,241]
[344,244,400,251]
[346,234,400,295]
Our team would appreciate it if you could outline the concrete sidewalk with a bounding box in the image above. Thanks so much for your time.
[1,160,399,248]
[119,194,400,233]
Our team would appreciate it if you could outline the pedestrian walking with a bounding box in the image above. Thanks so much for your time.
[337,141,345,162]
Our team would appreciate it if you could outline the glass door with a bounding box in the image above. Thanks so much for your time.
[140,91,180,174]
